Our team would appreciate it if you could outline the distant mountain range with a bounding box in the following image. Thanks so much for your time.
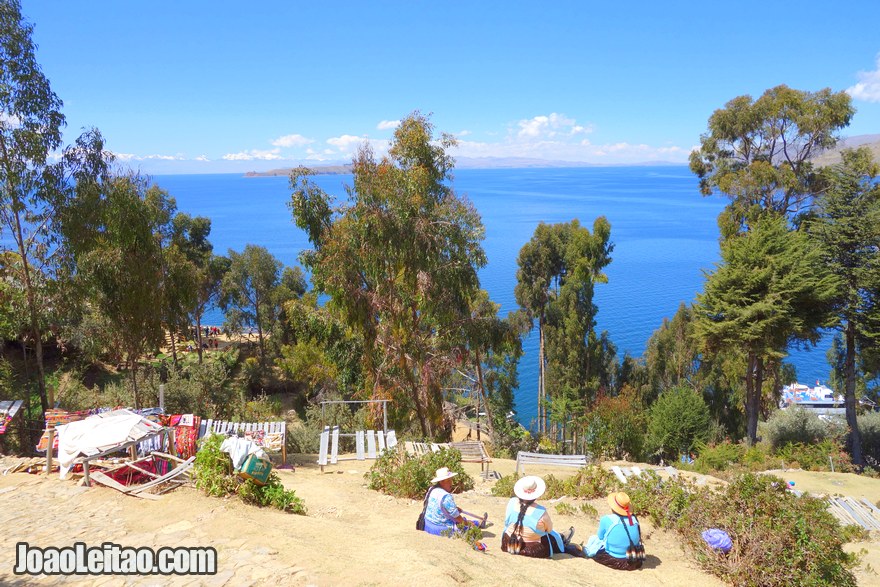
[244,157,682,177]
[811,134,880,167]
[244,135,880,177]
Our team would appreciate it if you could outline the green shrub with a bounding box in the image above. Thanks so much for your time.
[366,447,473,499]
[680,473,857,587]
[693,440,745,473]
[555,502,576,515]
[646,386,711,461]
[858,411,880,468]
[583,394,646,461]
[193,433,306,514]
[492,466,621,500]
[193,434,239,497]
[237,472,306,514]
[764,406,836,451]
[579,502,598,517]
[776,439,854,472]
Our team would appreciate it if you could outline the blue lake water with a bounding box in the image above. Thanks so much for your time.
[153,167,834,425]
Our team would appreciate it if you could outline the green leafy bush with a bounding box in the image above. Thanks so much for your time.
[193,434,239,497]
[626,472,858,586]
[682,474,857,587]
[763,406,840,451]
[491,466,621,500]
[776,439,854,472]
[193,433,306,514]
[646,386,711,461]
[237,473,306,514]
[366,447,473,499]
[858,411,880,468]
[584,394,646,461]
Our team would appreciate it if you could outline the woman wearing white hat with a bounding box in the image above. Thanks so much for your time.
[421,467,480,536]
[501,476,577,558]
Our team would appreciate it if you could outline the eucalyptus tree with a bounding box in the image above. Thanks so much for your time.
[695,214,839,444]
[807,147,880,466]
[220,244,288,365]
[514,222,565,433]
[163,213,212,365]
[515,218,613,435]
[63,173,170,408]
[191,253,229,362]
[0,0,65,412]
[690,85,854,237]
[290,112,486,438]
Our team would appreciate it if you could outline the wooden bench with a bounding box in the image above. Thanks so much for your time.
[515,451,589,476]
[317,427,397,471]
[198,419,287,465]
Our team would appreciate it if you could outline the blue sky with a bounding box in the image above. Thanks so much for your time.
[20,0,880,174]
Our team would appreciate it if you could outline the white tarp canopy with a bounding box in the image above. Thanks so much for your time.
[55,409,164,479]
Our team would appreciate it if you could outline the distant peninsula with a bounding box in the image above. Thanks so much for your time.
[245,164,353,177]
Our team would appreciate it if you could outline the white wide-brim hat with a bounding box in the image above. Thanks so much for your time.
[431,467,458,484]
[514,475,546,501]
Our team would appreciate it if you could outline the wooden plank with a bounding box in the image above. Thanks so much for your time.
[128,457,195,494]
[90,471,161,500]
[386,430,397,450]
[330,426,339,465]
[356,431,365,460]
[611,466,628,484]
[377,431,386,452]
[367,430,377,459]
[317,426,330,468]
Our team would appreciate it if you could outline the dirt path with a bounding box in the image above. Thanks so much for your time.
[0,456,877,586]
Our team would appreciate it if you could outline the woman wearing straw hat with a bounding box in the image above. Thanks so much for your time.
[586,492,644,570]
[500,476,578,558]
[421,467,483,536]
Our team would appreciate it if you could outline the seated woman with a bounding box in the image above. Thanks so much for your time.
[422,467,477,536]
[500,476,577,558]
[587,492,644,570]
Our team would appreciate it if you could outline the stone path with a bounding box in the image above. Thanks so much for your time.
[0,474,313,586]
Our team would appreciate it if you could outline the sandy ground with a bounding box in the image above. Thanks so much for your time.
[0,455,878,587]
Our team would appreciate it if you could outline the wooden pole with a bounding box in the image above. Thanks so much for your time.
[45,427,54,476]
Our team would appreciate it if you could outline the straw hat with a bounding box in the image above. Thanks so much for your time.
[431,467,458,484]
[514,476,546,501]
[608,492,631,516]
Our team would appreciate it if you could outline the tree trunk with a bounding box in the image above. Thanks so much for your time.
[195,315,204,363]
[129,355,141,409]
[538,313,545,435]
[745,352,760,445]
[474,349,494,438]
[845,320,864,467]
[12,212,48,415]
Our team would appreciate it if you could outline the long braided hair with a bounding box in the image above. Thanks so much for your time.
[508,498,534,554]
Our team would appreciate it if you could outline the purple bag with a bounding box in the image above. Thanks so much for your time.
[702,529,732,553]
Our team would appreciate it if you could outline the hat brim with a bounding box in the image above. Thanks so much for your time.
[513,476,547,501]
[608,493,630,516]
[431,471,458,483]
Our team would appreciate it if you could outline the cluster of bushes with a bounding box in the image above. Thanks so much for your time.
[625,472,860,587]
[491,465,622,500]
[193,433,306,515]
[583,386,714,463]
[366,447,473,500]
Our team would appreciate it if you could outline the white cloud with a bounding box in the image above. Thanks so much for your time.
[222,148,283,161]
[377,120,400,130]
[457,130,472,137]
[271,134,313,148]
[195,155,210,162]
[516,113,584,139]
[847,55,880,102]
[0,112,21,127]
[327,134,366,150]
[438,113,689,163]
[110,151,186,162]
